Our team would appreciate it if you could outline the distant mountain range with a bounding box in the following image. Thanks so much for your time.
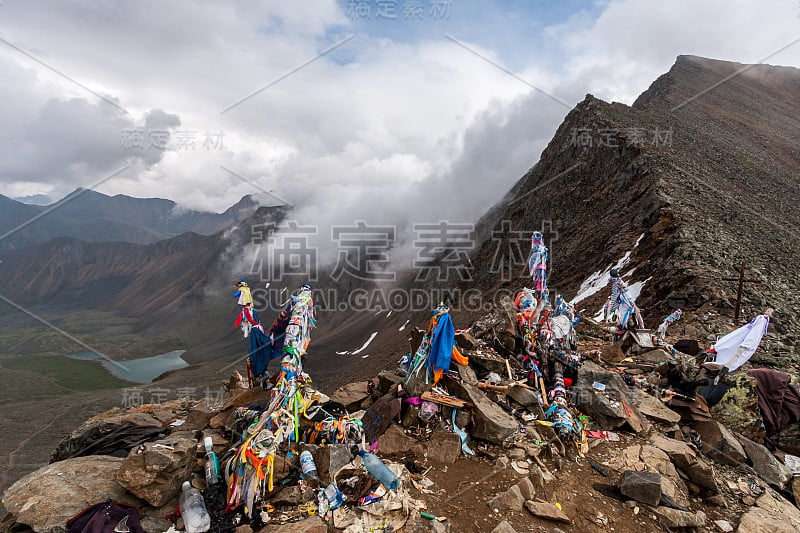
[0,189,276,251]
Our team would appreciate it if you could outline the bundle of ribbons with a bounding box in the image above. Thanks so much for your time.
[226,283,350,517]
[233,279,260,338]
[245,284,316,380]
[510,286,583,445]
[514,288,542,380]
[545,367,583,442]
[528,231,548,300]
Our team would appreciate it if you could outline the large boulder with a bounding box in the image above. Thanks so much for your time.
[738,435,791,489]
[468,353,511,378]
[377,424,418,456]
[635,391,681,424]
[650,433,718,493]
[376,370,405,395]
[619,470,662,506]
[737,490,800,532]
[634,348,676,364]
[210,386,274,429]
[427,431,462,464]
[694,420,747,466]
[3,456,142,533]
[455,330,479,350]
[115,433,198,507]
[471,297,517,353]
[651,507,706,528]
[329,382,371,412]
[50,410,166,463]
[608,444,689,505]
[445,379,518,445]
[507,384,539,408]
[572,362,649,432]
[793,478,800,509]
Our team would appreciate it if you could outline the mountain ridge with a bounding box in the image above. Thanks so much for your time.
[0,189,277,251]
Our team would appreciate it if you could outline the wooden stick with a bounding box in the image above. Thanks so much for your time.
[505,358,514,380]
[510,381,536,391]
[539,377,549,408]
[421,391,472,409]
[477,382,509,393]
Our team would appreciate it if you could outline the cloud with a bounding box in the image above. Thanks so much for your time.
[0,92,180,199]
[1,0,798,256]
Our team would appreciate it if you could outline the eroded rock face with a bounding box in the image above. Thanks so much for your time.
[3,456,142,533]
[115,433,198,507]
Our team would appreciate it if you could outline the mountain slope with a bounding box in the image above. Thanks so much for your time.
[470,55,800,343]
[0,205,289,356]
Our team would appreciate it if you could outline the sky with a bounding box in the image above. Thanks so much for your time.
[1,0,799,260]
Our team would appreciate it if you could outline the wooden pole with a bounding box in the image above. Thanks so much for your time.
[734,263,745,324]
[721,263,761,325]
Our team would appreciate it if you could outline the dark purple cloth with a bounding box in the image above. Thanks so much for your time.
[67,502,145,533]
[748,368,800,449]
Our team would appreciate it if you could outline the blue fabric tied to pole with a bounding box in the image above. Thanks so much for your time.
[428,311,456,376]
[248,327,282,377]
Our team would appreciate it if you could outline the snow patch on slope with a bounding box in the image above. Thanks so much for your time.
[351,332,378,355]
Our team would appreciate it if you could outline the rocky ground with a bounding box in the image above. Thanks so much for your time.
[2,294,799,533]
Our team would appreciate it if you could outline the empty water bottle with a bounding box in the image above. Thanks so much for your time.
[299,450,320,487]
[358,450,398,490]
[204,437,220,485]
[179,481,210,533]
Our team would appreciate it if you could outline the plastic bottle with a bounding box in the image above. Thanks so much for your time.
[179,481,210,533]
[358,450,399,490]
[323,482,345,510]
[299,450,320,486]
[204,437,220,485]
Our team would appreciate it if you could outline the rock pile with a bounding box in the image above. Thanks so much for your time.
[3,298,800,533]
